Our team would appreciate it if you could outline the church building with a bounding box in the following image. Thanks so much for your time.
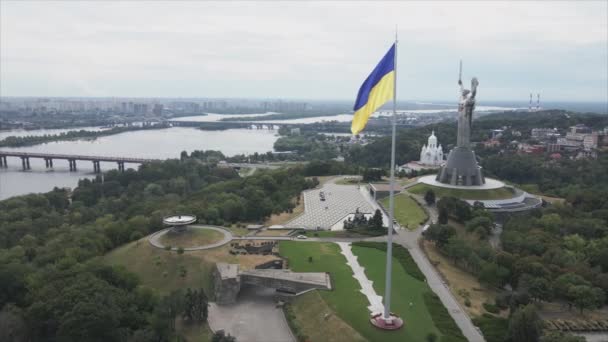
[397,131,444,174]
[419,131,444,166]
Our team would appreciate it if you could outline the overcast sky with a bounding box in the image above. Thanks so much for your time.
[1,1,607,102]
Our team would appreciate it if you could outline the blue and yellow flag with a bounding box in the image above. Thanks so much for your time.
[351,44,395,135]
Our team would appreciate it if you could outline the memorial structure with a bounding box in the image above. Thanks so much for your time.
[162,214,197,232]
[436,63,485,186]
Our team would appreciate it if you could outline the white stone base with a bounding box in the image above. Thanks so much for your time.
[418,175,505,190]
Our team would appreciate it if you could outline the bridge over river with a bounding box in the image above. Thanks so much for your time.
[0,150,287,173]
[0,151,160,172]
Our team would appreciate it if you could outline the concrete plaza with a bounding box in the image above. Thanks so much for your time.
[285,182,375,230]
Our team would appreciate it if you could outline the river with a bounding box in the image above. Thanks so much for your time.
[0,127,278,200]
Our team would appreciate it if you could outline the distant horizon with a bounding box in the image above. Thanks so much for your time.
[1,2,606,102]
[1,96,606,105]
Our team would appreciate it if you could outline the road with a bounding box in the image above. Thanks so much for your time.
[400,194,485,342]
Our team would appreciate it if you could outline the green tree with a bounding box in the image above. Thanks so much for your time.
[212,330,237,342]
[424,190,436,205]
[370,209,384,230]
[568,285,605,313]
[438,206,448,224]
[508,304,542,342]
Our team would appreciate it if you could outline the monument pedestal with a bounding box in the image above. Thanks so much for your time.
[436,147,485,186]
[370,313,404,330]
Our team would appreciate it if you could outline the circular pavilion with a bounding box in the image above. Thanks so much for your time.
[163,214,197,233]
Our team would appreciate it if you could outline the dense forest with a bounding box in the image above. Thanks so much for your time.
[0,152,329,341]
[425,192,608,341]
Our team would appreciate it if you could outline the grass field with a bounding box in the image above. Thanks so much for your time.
[176,318,213,342]
[159,228,224,248]
[265,194,304,226]
[104,239,216,295]
[351,245,442,341]
[381,194,428,230]
[335,177,362,185]
[280,241,445,342]
[104,240,217,341]
[408,183,515,200]
[103,238,278,296]
[286,291,366,342]
[422,240,500,318]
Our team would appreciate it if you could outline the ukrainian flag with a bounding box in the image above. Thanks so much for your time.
[351,44,395,135]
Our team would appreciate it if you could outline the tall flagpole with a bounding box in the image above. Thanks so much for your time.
[383,27,398,321]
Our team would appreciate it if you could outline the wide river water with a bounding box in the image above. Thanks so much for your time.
[0,127,278,200]
[0,105,518,200]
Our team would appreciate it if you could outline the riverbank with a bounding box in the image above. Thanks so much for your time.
[0,124,170,147]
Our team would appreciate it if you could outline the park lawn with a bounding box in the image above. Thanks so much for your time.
[351,245,442,342]
[223,225,249,237]
[175,318,213,342]
[103,239,215,295]
[422,240,502,318]
[103,238,278,296]
[381,194,428,230]
[279,241,373,341]
[335,177,362,185]
[104,240,217,341]
[408,183,515,200]
[254,229,294,237]
[312,230,382,238]
[159,227,224,248]
[279,241,442,342]
[288,291,367,342]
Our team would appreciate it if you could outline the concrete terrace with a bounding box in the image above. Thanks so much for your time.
[286,183,375,229]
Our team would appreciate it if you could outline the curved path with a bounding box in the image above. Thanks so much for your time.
[403,193,485,342]
[148,225,233,251]
[146,191,484,340]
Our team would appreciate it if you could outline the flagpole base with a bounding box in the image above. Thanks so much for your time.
[370,312,404,330]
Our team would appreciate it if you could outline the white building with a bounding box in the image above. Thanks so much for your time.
[419,131,444,166]
[397,131,444,174]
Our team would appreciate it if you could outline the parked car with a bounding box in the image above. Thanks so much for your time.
[296,235,308,240]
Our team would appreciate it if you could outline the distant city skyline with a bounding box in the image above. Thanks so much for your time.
[1,1,607,102]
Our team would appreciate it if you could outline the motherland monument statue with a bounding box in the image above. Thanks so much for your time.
[436,61,485,186]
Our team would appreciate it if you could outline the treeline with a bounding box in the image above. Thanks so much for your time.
[482,153,608,210]
[218,110,345,122]
[274,133,344,160]
[0,153,319,341]
[347,110,608,168]
[0,125,170,147]
[425,196,608,341]
[477,110,608,132]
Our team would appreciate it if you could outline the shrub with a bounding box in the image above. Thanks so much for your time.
[464,298,471,307]
[472,313,509,342]
[283,303,307,342]
[423,292,467,342]
[495,293,510,309]
[427,332,438,342]
[483,302,500,314]
[164,245,171,251]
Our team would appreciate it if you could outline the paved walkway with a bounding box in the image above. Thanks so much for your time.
[397,193,485,342]
[208,286,295,342]
[418,174,505,190]
[148,225,233,251]
[337,242,384,315]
